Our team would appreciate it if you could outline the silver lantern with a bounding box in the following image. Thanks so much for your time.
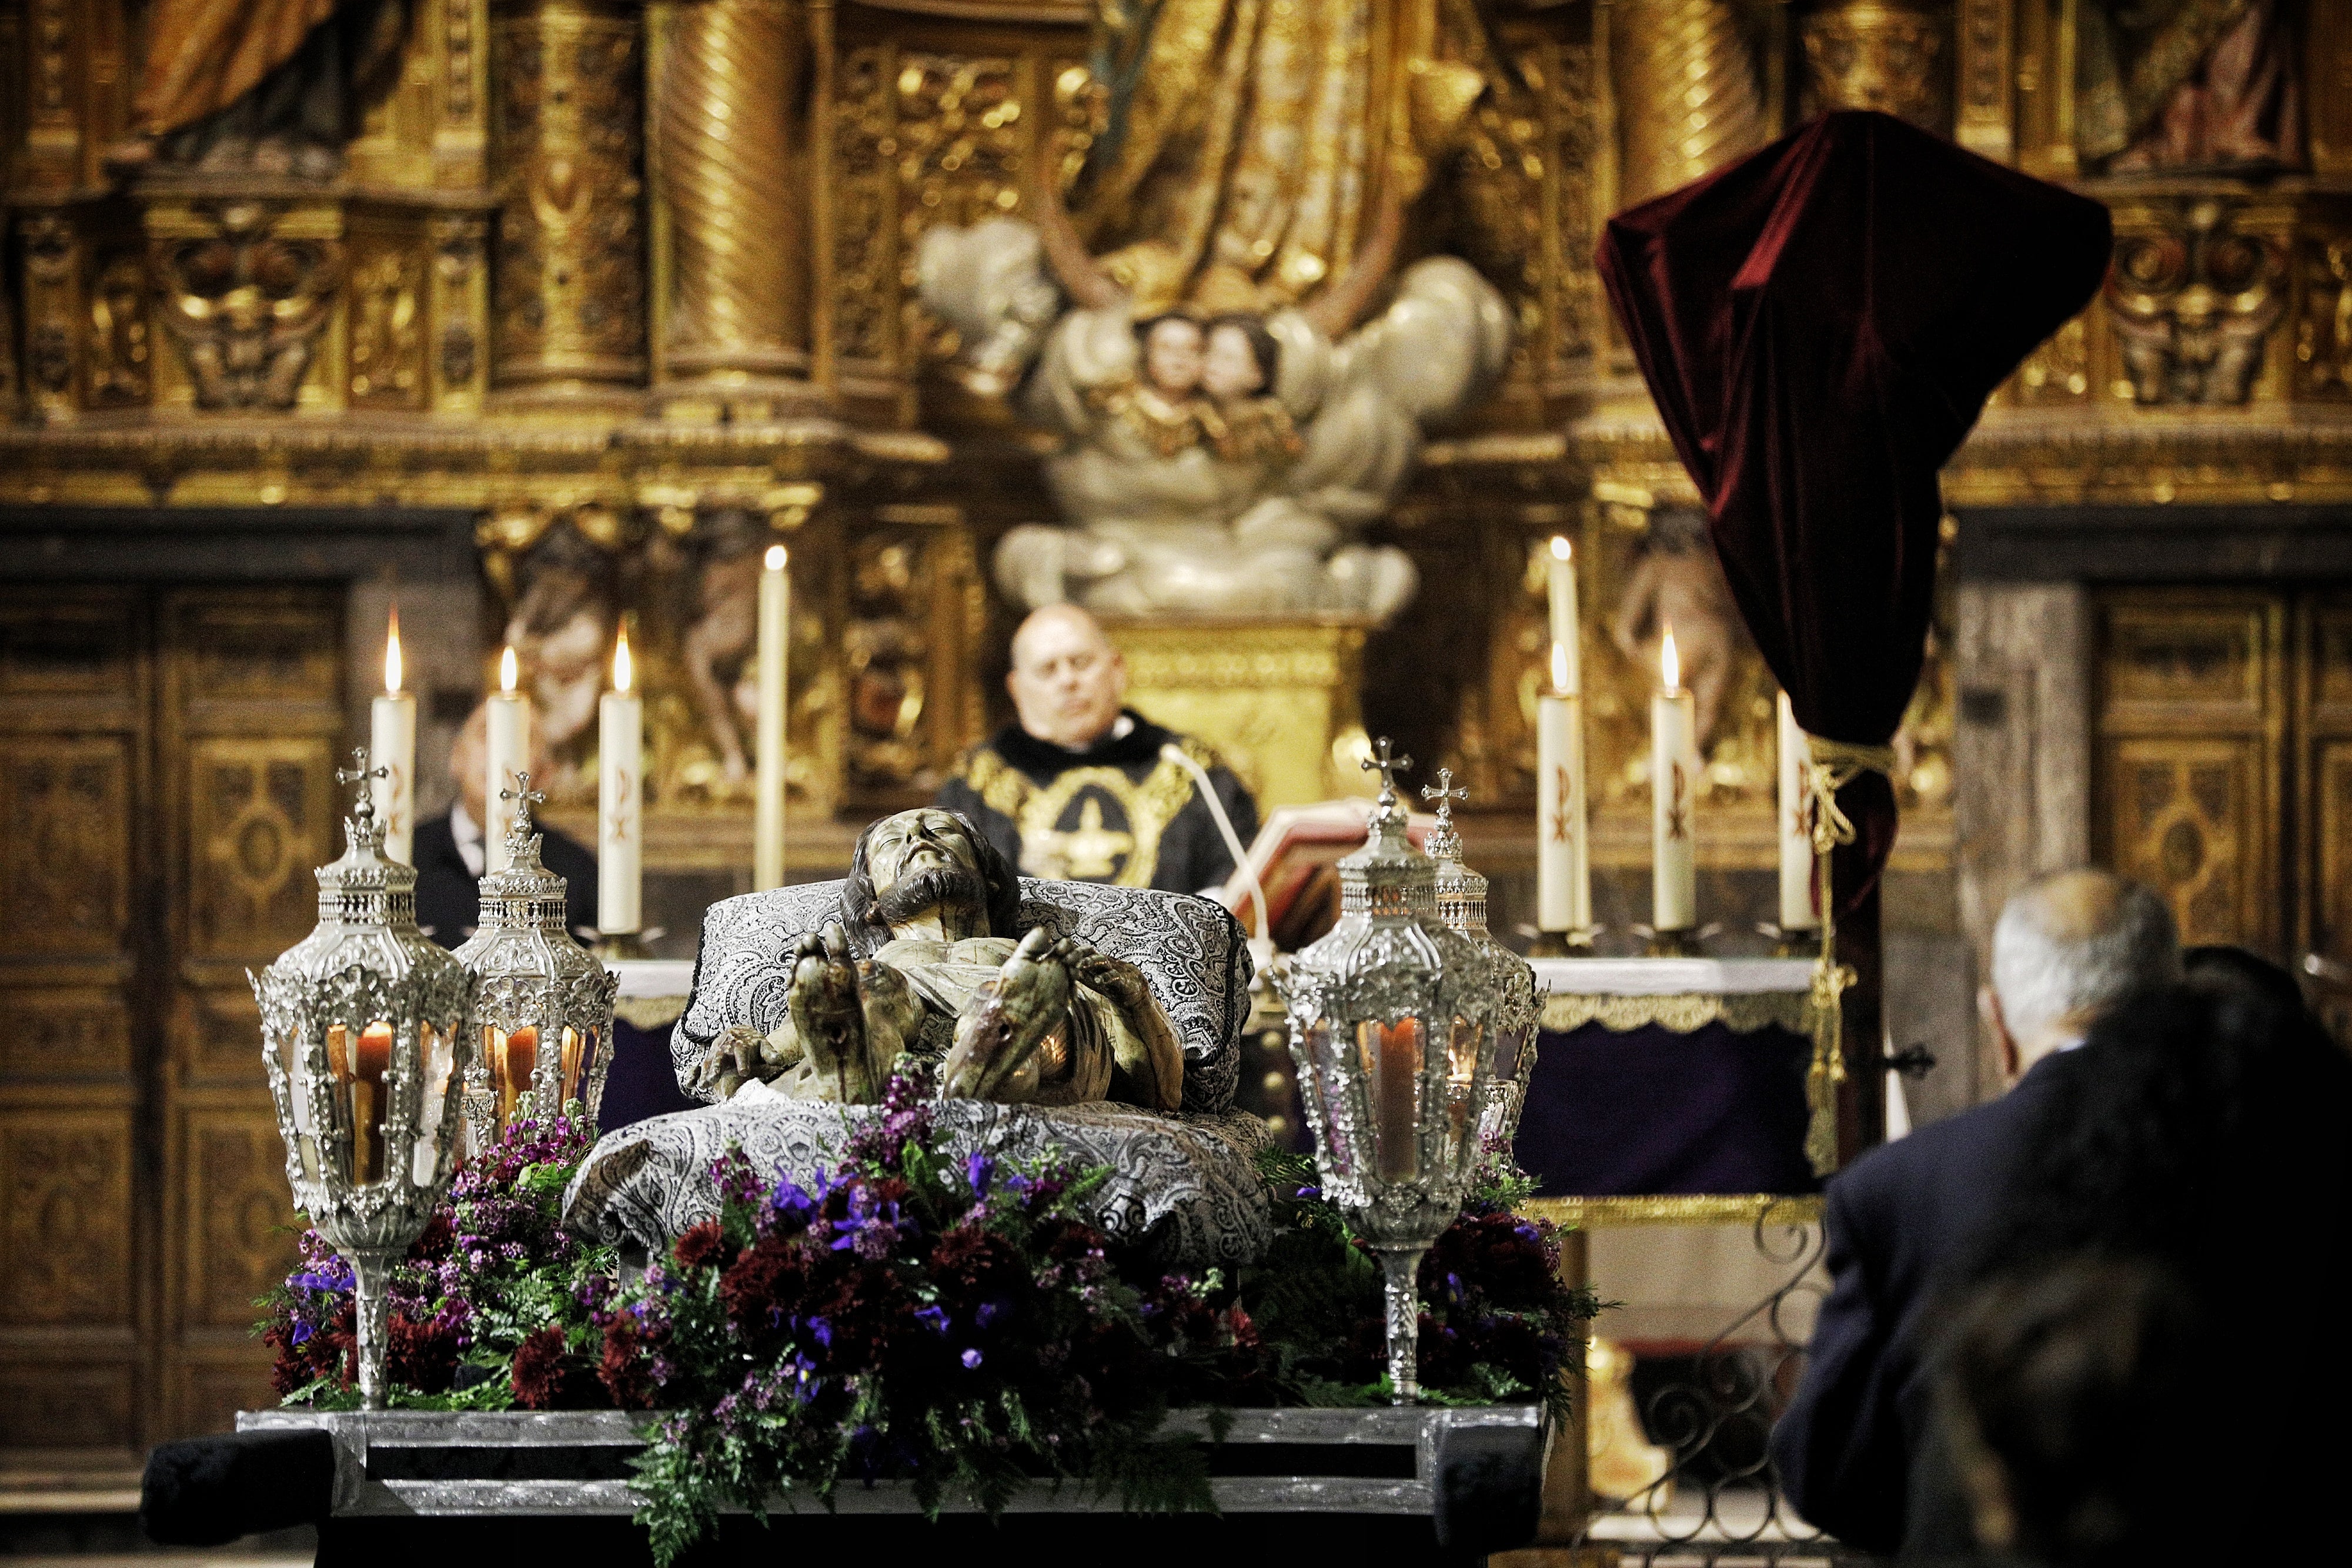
[1276,741,1502,1403]
[251,752,476,1409]
[453,774,618,1153]
[1419,769,1543,1146]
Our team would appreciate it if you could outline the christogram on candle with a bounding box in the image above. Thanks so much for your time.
[1650,627,1699,932]
[485,646,531,874]
[1777,691,1818,934]
[754,544,790,892]
[370,608,417,865]
[599,628,643,935]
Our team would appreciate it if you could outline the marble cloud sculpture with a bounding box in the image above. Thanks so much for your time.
[918,216,1511,623]
[563,809,1274,1266]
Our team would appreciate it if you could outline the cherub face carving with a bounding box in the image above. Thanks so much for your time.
[1139,315,1206,399]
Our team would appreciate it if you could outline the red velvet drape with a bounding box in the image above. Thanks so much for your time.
[1597,111,2111,908]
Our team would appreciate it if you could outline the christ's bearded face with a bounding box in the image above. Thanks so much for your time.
[863,810,992,937]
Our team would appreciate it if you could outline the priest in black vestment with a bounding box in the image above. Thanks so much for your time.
[412,699,597,947]
[936,605,1258,897]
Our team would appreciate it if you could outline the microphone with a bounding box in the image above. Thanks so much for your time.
[1160,743,1272,972]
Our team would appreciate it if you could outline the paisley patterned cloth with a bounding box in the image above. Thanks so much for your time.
[675,877,1249,1115]
[562,1096,1274,1267]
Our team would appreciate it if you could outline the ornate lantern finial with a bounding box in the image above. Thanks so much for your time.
[252,747,476,1408]
[1277,740,1499,1403]
[455,771,617,1154]
[1419,774,1543,1146]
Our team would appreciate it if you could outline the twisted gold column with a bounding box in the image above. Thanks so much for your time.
[650,0,810,399]
[1611,0,1767,207]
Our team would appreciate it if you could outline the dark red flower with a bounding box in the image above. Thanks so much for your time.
[388,1311,461,1393]
[512,1325,604,1409]
[598,1315,660,1409]
[719,1233,807,1332]
[673,1218,730,1275]
[409,1211,455,1265]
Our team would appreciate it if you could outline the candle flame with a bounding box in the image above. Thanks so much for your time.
[1660,626,1680,691]
[766,544,787,570]
[500,644,518,694]
[1550,640,1568,691]
[1549,535,1571,562]
[383,607,403,694]
[613,627,633,694]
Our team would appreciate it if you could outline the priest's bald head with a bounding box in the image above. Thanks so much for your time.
[1007,604,1129,751]
[1985,869,2180,1082]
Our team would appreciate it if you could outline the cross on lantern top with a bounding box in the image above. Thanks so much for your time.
[337,747,387,825]
[502,770,547,844]
[1361,736,1412,807]
[1420,766,1467,824]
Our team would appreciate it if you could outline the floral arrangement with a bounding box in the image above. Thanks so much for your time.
[259,1080,1592,1565]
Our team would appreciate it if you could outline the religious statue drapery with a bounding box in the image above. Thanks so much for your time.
[125,0,407,170]
[2079,0,2303,172]
[1071,0,1489,318]
[1596,111,2112,909]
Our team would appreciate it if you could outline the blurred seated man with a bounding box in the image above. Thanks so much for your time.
[936,603,1257,896]
[412,700,596,947]
[1770,869,2180,1557]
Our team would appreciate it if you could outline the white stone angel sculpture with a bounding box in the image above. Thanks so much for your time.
[920,185,1510,623]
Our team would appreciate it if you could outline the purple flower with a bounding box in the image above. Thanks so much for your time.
[960,1349,983,1369]
[964,1151,995,1194]
[914,1306,950,1335]
[1295,1185,1321,1199]
[975,1301,1001,1329]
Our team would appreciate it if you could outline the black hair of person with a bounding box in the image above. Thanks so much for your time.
[838,811,1023,958]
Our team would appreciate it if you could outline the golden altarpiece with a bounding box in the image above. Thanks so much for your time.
[3,0,2352,1490]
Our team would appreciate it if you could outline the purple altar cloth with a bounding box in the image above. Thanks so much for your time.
[597,1015,698,1134]
[1512,1021,1819,1198]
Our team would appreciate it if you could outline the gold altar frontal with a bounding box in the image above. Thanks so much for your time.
[1104,618,1375,813]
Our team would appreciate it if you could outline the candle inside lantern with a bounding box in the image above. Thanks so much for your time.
[1535,638,1591,936]
[486,645,531,874]
[329,1021,395,1184]
[371,609,417,865]
[1777,691,1819,934]
[492,1024,539,1127]
[1364,1019,1423,1180]
[559,1024,590,1108]
[754,544,790,892]
[599,628,643,936]
[1651,627,1699,933]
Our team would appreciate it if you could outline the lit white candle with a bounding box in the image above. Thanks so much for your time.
[1535,640,1591,934]
[1777,691,1819,934]
[1650,627,1699,932]
[599,627,643,935]
[1545,535,1581,696]
[485,644,530,874]
[370,607,417,865]
[754,544,789,891]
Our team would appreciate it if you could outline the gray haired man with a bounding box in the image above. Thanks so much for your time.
[1771,870,2180,1556]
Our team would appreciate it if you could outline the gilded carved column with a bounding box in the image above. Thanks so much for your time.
[646,0,814,409]
[1610,0,1767,206]
[489,0,648,394]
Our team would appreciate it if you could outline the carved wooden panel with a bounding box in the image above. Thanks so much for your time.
[177,599,342,705]
[2094,590,2283,954]
[2102,737,2269,948]
[181,1111,300,1330]
[0,1106,134,1327]
[0,988,132,1078]
[0,735,131,958]
[0,1365,137,1451]
[0,594,135,698]
[185,738,334,961]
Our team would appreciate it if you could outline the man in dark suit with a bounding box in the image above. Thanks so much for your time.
[1769,869,2180,1557]
[412,700,597,948]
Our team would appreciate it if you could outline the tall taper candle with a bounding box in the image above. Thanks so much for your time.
[486,645,530,874]
[370,608,417,865]
[599,627,643,934]
[1776,691,1819,934]
[1535,640,1590,934]
[1545,535,1581,696]
[1651,628,1699,932]
[754,544,789,891]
